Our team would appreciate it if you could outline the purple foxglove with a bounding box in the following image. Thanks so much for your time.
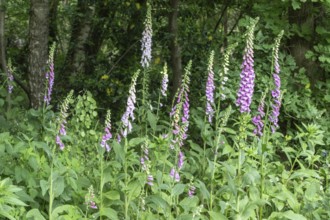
[170,168,180,182]
[236,18,258,113]
[85,185,97,210]
[56,135,64,150]
[188,185,196,197]
[269,31,284,132]
[140,4,152,68]
[252,94,265,137]
[121,70,139,137]
[100,110,112,152]
[141,140,153,186]
[205,51,215,123]
[56,90,74,150]
[44,43,56,105]
[178,151,184,170]
[7,60,14,94]
[160,63,168,97]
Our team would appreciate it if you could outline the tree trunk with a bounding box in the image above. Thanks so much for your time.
[84,1,113,75]
[0,0,6,75]
[169,0,182,100]
[28,0,49,108]
[288,2,320,86]
[49,0,59,43]
[63,0,93,79]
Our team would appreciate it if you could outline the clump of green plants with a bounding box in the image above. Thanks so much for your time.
[0,13,328,220]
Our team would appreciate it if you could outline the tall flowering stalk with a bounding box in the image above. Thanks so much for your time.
[235,18,258,213]
[160,63,168,98]
[44,42,56,106]
[140,3,152,68]
[236,18,258,113]
[85,185,97,210]
[169,61,192,182]
[269,31,284,133]
[218,43,237,101]
[205,50,215,123]
[100,110,112,152]
[55,90,74,150]
[7,60,14,94]
[140,139,153,186]
[120,70,140,138]
[252,92,266,138]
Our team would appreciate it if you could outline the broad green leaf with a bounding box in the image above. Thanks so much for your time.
[147,110,157,131]
[112,141,125,163]
[51,205,78,218]
[146,195,170,211]
[26,209,46,220]
[100,207,119,220]
[128,137,145,147]
[282,210,307,220]
[5,197,27,206]
[0,210,16,220]
[209,211,228,220]
[127,180,142,200]
[172,183,185,196]
[53,176,65,198]
[179,196,199,209]
[282,186,300,212]
[103,190,120,200]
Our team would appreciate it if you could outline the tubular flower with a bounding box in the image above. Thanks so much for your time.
[188,185,196,197]
[140,4,152,68]
[141,140,153,186]
[205,51,215,123]
[7,61,15,94]
[120,70,140,138]
[100,110,112,152]
[56,90,74,150]
[170,168,180,182]
[236,18,258,113]
[160,63,168,97]
[44,42,56,105]
[269,31,284,133]
[252,94,266,137]
[85,185,97,209]
[169,61,192,181]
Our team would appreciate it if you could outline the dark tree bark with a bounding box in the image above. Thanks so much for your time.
[169,0,182,100]
[28,0,50,108]
[0,0,6,75]
[63,0,94,79]
[84,1,113,75]
[288,2,321,86]
[49,0,59,43]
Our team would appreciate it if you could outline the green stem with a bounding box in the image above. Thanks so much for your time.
[99,152,104,220]
[124,138,129,219]
[210,127,222,211]
[259,153,264,220]
[236,147,242,213]
[49,164,54,220]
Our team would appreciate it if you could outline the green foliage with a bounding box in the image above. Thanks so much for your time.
[0,1,330,219]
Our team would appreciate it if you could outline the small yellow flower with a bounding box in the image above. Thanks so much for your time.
[154,57,161,64]
[106,88,112,96]
[208,36,213,41]
[136,3,141,10]
[101,75,109,80]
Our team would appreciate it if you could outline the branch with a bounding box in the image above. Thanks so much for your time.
[213,2,229,34]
